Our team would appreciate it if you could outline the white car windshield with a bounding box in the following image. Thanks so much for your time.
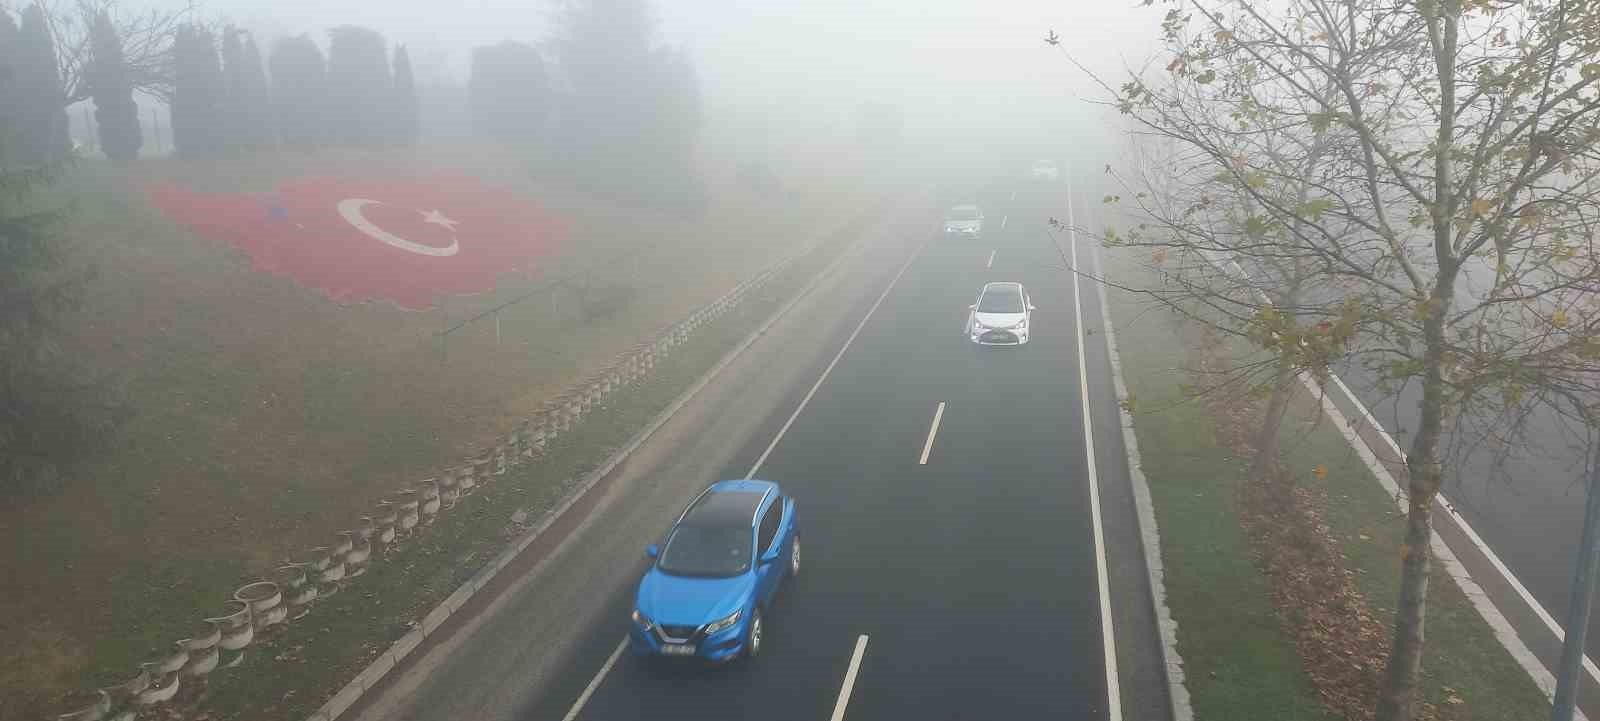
[977,287,1024,314]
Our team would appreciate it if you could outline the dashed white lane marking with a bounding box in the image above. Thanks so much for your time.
[1001,215,1009,230]
[1010,190,1016,201]
[561,237,926,721]
[744,238,927,479]
[560,638,627,721]
[829,635,870,721]
[919,402,947,465]
[1067,180,1124,721]
[986,249,996,269]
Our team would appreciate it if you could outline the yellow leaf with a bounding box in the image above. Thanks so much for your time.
[1470,198,1493,217]
[1553,309,1569,328]
[1313,464,1328,479]
[1215,30,1234,43]
[1399,543,1412,561]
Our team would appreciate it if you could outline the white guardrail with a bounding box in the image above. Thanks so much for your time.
[51,252,805,721]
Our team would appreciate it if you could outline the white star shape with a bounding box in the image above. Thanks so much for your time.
[420,209,459,230]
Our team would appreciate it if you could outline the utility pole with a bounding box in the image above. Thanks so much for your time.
[1553,441,1600,721]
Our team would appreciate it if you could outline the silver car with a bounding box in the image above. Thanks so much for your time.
[966,282,1034,346]
[943,204,984,238]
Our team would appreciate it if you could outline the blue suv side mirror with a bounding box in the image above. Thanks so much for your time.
[646,544,659,559]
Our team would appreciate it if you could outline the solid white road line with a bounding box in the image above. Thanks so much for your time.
[1001,215,1009,231]
[1067,180,1124,721]
[919,402,947,465]
[829,635,871,721]
[744,238,928,479]
[986,249,996,269]
[560,638,628,721]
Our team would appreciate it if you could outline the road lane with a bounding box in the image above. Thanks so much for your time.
[349,179,1170,721]
[561,179,1111,720]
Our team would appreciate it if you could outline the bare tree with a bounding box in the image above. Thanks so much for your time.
[1073,1,1600,719]
[36,0,189,104]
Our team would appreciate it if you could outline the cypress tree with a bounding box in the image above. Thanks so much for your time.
[172,24,225,158]
[0,10,21,166]
[269,35,328,149]
[220,26,245,153]
[392,44,418,146]
[16,3,68,165]
[468,41,548,146]
[239,34,274,147]
[87,12,141,161]
[325,26,390,147]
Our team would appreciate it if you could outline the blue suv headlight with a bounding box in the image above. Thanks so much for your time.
[704,609,742,635]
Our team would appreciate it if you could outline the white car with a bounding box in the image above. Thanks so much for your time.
[943,204,985,238]
[1031,160,1060,182]
[966,282,1034,346]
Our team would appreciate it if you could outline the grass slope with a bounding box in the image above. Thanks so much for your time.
[0,143,874,720]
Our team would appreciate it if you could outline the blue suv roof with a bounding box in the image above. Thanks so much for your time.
[707,479,777,494]
[680,480,778,528]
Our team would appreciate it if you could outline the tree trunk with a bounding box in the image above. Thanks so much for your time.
[1248,356,1296,499]
[1376,279,1454,721]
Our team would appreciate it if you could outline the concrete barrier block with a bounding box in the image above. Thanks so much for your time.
[388,629,425,662]
[444,584,475,613]
[351,650,394,691]
[318,682,364,721]
[421,604,452,635]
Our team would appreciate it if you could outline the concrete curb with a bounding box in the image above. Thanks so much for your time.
[1091,241,1194,721]
[302,201,893,721]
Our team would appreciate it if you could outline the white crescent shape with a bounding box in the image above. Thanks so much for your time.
[337,198,460,257]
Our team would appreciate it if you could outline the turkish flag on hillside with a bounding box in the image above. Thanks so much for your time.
[148,174,564,310]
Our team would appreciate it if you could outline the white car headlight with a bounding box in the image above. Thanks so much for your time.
[704,609,742,635]
[632,609,653,630]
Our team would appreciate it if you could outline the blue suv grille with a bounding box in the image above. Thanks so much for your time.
[658,624,700,641]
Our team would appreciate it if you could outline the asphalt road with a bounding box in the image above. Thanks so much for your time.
[352,181,1166,721]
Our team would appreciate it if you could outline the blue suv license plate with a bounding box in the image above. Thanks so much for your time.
[660,644,696,656]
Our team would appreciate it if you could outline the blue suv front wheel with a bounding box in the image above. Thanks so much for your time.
[747,607,764,658]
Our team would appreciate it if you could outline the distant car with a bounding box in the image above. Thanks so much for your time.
[631,480,799,663]
[966,281,1034,346]
[1031,160,1060,182]
[944,204,985,238]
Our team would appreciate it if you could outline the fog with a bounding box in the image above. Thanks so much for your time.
[174,0,1159,178]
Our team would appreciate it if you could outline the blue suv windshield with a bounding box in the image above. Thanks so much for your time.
[657,524,752,577]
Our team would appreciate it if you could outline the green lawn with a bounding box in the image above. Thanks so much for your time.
[1278,389,1549,721]
[1107,287,1337,721]
[1105,266,1549,721]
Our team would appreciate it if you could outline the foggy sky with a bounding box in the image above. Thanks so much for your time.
[155,0,1162,171]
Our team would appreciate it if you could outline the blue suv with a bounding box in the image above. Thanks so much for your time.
[631,480,799,662]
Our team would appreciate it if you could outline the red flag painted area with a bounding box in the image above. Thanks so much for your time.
[148,174,564,309]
